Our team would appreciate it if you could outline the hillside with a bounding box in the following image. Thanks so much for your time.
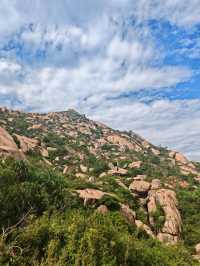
[0,106,200,265]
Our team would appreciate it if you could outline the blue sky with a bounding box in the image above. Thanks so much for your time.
[0,0,200,160]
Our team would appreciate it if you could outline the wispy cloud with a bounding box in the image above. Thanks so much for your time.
[0,0,199,160]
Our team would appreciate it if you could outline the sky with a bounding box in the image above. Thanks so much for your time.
[0,0,200,160]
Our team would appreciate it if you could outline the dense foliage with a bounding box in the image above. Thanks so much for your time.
[0,159,198,265]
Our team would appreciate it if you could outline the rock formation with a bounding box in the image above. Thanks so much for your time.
[0,127,25,160]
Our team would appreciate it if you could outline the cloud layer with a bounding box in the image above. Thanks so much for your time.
[0,0,200,160]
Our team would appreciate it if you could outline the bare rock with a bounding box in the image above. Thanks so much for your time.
[63,166,68,174]
[28,124,44,130]
[151,179,161,190]
[88,176,95,182]
[80,164,88,173]
[107,134,136,151]
[175,152,189,164]
[128,161,142,169]
[147,188,182,243]
[75,173,87,179]
[120,204,136,225]
[133,175,146,181]
[76,189,106,200]
[151,148,160,155]
[180,164,199,175]
[14,134,40,153]
[40,148,49,157]
[129,180,151,196]
[76,189,108,206]
[0,127,25,160]
[108,167,128,176]
[157,233,179,244]
[195,243,200,255]
[99,172,106,178]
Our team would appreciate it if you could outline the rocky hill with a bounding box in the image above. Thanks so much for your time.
[0,106,200,265]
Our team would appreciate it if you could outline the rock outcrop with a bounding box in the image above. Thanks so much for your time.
[120,204,136,225]
[147,187,182,244]
[128,161,142,169]
[108,167,128,176]
[193,243,200,261]
[129,179,151,196]
[76,189,108,206]
[169,150,199,175]
[14,134,48,157]
[0,127,25,160]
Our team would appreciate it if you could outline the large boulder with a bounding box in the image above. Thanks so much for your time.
[147,188,182,243]
[14,134,48,157]
[107,134,141,151]
[0,127,25,160]
[14,134,40,153]
[108,167,128,176]
[128,161,142,169]
[129,180,151,196]
[120,204,136,225]
[76,189,109,206]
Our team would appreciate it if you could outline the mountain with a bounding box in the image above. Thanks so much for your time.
[0,106,200,265]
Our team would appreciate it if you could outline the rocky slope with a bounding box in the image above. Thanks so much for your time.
[1,106,200,264]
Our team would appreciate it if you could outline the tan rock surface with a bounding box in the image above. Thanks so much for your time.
[129,180,151,195]
[0,127,25,160]
[107,134,135,150]
[128,161,142,169]
[147,188,182,243]
[14,134,40,153]
[108,167,128,176]
[120,204,136,225]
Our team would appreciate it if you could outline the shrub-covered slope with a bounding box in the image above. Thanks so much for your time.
[0,107,200,265]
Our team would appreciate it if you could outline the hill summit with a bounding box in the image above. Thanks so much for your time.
[0,106,200,265]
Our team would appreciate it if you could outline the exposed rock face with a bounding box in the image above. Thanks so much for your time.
[193,243,200,261]
[147,188,182,244]
[28,124,44,130]
[129,180,151,196]
[0,127,25,160]
[195,243,200,255]
[151,179,161,190]
[107,134,138,151]
[151,148,160,156]
[14,134,40,153]
[175,152,189,164]
[169,150,199,175]
[14,134,49,157]
[76,188,108,206]
[128,161,142,169]
[80,164,87,173]
[108,167,128,176]
[120,204,136,225]
[63,165,69,174]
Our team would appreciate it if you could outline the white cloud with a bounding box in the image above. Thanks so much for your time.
[88,99,200,161]
[134,0,200,27]
[0,0,199,161]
